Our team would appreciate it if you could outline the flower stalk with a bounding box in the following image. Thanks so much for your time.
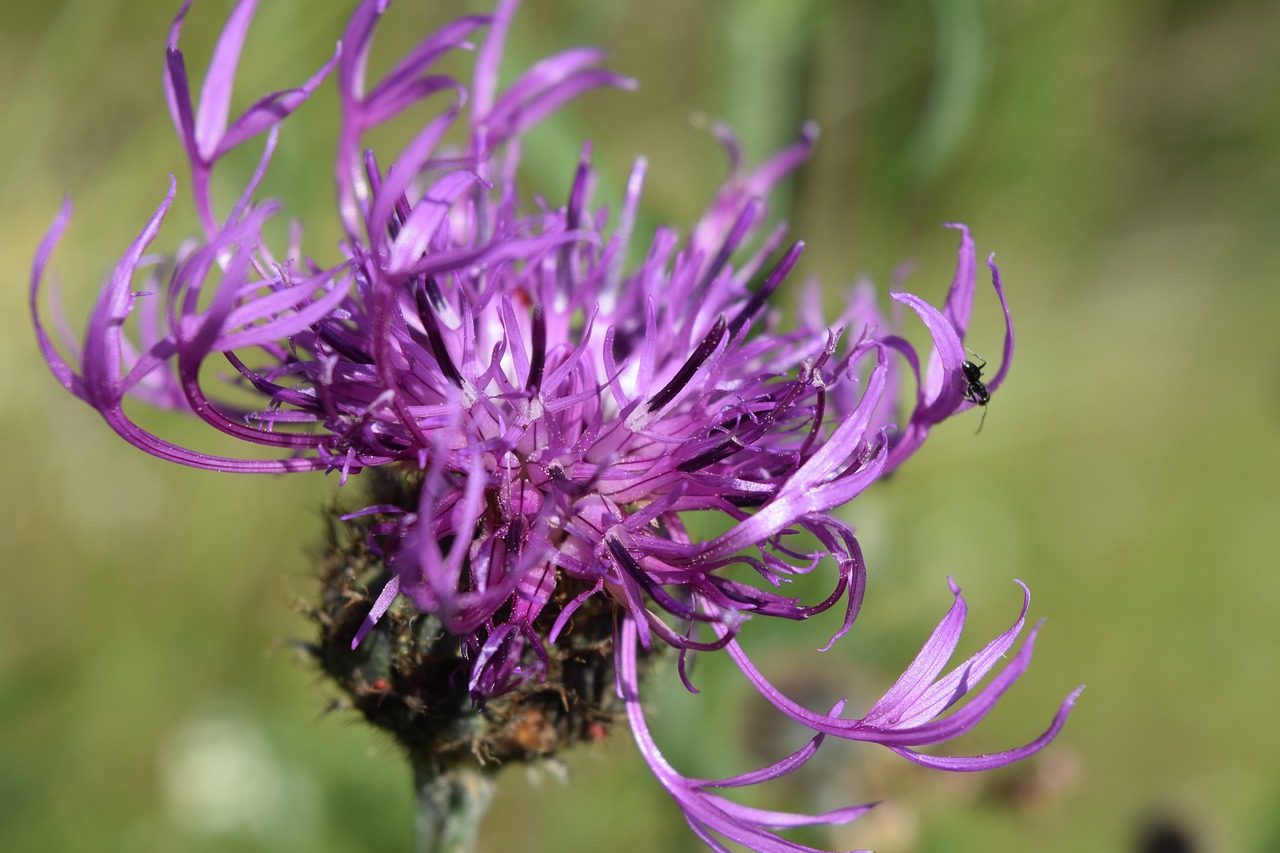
[412,762,494,853]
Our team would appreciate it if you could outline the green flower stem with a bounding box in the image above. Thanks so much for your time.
[412,760,495,853]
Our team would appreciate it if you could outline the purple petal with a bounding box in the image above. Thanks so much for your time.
[163,46,199,164]
[891,685,1084,772]
[30,199,84,398]
[984,253,1015,395]
[939,222,976,340]
[195,0,259,160]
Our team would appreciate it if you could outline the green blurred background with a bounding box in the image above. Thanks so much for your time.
[3,0,1279,850]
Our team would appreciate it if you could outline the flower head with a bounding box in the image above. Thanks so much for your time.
[32,0,1078,849]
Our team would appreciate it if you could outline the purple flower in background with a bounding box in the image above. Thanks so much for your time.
[31,0,1080,849]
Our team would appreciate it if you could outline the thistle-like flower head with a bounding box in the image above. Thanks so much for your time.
[31,1,1079,848]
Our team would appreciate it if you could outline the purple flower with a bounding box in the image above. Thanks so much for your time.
[31,0,1079,849]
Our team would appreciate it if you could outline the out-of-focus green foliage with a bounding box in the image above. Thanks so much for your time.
[3,1,1278,851]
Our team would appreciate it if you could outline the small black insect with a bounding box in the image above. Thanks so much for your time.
[961,353,991,433]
